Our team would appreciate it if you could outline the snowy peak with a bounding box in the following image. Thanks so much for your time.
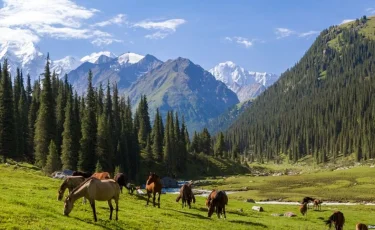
[209,61,279,101]
[80,51,117,64]
[51,56,81,77]
[117,52,144,65]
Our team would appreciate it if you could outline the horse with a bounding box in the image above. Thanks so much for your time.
[325,211,345,230]
[301,197,315,209]
[114,173,134,194]
[313,199,322,211]
[63,177,120,222]
[299,202,308,217]
[57,176,85,201]
[145,172,162,208]
[207,190,228,219]
[176,183,195,209]
[72,171,91,178]
[92,172,111,180]
[356,223,368,230]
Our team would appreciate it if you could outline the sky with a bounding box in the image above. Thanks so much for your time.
[0,0,374,74]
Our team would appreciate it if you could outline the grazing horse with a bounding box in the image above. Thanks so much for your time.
[299,202,308,216]
[313,199,322,211]
[63,177,120,222]
[72,171,91,178]
[176,183,195,209]
[207,190,228,219]
[145,172,162,208]
[57,176,85,201]
[325,211,345,230]
[114,173,134,194]
[301,197,315,209]
[356,223,368,230]
[92,172,111,180]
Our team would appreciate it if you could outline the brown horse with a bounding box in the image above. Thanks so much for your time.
[207,190,228,219]
[301,196,315,209]
[92,172,111,179]
[356,223,368,230]
[72,171,91,178]
[114,173,134,194]
[176,183,195,209]
[313,199,322,210]
[325,211,345,230]
[299,202,308,216]
[63,177,120,222]
[57,176,85,201]
[146,172,162,208]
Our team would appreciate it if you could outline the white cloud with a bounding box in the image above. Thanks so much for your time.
[224,37,233,42]
[145,31,169,40]
[275,28,295,39]
[0,0,121,46]
[298,30,319,37]
[366,8,375,14]
[340,19,355,25]
[134,18,186,39]
[91,38,123,46]
[225,36,255,48]
[93,14,127,27]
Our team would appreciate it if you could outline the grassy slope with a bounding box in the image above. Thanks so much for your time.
[0,163,373,229]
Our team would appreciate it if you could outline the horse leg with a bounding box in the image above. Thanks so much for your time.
[90,200,97,222]
[188,199,191,209]
[120,185,123,194]
[152,192,156,207]
[146,192,150,206]
[108,200,114,220]
[223,205,226,219]
[157,192,161,208]
[115,198,119,221]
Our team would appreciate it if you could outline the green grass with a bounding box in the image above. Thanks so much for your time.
[0,162,374,229]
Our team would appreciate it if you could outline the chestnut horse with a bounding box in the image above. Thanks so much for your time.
[356,223,368,230]
[325,211,345,230]
[207,190,228,219]
[146,172,162,208]
[92,172,111,180]
[57,176,85,201]
[63,177,120,222]
[299,202,307,216]
[176,183,195,208]
[313,199,322,211]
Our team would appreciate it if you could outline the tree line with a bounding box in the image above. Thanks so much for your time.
[0,54,236,181]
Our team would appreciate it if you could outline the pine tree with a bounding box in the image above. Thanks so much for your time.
[61,92,77,170]
[0,60,14,162]
[96,113,112,172]
[214,132,225,157]
[95,160,103,172]
[163,112,172,175]
[55,78,67,156]
[152,108,163,161]
[27,80,40,162]
[34,55,56,167]
[78,70,97,172]
[44,140,60,175]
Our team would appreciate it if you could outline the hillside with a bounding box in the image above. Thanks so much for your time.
[125,57,239,133]
[225,15,375,163]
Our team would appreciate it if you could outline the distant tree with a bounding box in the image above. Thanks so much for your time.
[214,132,225,157]
[44,140,60,175]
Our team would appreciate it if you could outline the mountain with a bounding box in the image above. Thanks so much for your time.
[224,15,375,163]
[209,61,279,101]
[125,57,239,133]
[68,53,162,95]
[80,51,117,64]
[0,41,45,81]
[51,56,81,77]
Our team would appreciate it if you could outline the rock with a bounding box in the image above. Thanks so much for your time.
[271,213,283,217]
[252,206,264,212]
[246,198,255,203]
[284,212,296,217]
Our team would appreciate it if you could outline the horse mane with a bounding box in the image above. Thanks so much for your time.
[59,178,68,191]
[66,177,96,198]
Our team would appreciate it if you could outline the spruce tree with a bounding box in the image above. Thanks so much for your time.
[55,79,67,156]
[96,113,112,172]
[27,80,40,161]
[34,55,56,167]
[214,132,225,157]
[152,108,163,161]
[61,93,76,170]
[44,140,60,175]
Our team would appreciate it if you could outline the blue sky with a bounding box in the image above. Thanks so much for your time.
[1,0,375,74]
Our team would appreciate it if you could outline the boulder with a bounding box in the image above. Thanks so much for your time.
[252,206,264,212]
[246,198,255,203]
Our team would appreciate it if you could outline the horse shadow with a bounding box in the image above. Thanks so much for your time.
[71,216,125,230]
[229,220,267,228]
[168,209,210,220]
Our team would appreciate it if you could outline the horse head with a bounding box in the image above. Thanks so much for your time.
[146,172,158,185]
[57,189,64,201]
[63,196,74,216]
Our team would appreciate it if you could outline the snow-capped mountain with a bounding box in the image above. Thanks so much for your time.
[209,61,279,101]
[0,41,45,81]
[51,56,81,78]
[117,52,144,65]
[80,51,117,64]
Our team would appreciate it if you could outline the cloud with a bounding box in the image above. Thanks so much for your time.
[225,36,255,48]
[298,30,319,37]
[275,28,295,39]
[91,38,123,46]
[0,0,121,46]
[145,31,169,40]
[366,8,375,14]
[93,14,127,27]
[340,19,355,25]
[134,18,186,39]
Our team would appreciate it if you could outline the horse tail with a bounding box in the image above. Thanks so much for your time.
[176,195,181,202]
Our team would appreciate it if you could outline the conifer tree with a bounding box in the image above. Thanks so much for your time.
[55,79,67,156]
[214,132,225,157]
[96,113,112,172]
[61,92,76,170]
[44,140,60,174]
[27,80,40,161]
[152,108,163,161]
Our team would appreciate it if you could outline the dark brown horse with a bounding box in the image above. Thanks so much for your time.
[356,223,368,230]
[146,172,162,208]
[325,211,345,230]
[92,172,111,180]
[299,202,307,216]
[313,199,322,210]
[114,173,134,194]
[176,183,195,208]
[207,190,228,219]
[72,171,91,178]
[301,196,315,209]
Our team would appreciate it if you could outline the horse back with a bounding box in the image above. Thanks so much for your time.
[88,179,120,200]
